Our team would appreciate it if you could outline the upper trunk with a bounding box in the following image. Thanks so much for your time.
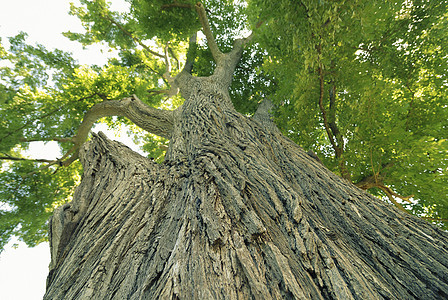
[45,95,448,299]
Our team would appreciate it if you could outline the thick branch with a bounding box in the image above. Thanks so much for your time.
[74,95,174,146]
[54,95,174,167]
[161,33,198,99]
[191,3,255,89]
[195,2,222,60]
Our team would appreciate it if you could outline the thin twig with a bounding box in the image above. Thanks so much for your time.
[0,154,56,164]
[23,161,61,177]
[381,187,410,214]
[19,137,74,143]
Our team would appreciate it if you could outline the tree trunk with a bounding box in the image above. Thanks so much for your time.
[44,11,448,297]
[44,98,448,299]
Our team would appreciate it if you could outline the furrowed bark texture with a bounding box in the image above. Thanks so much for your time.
[45,28,448,299]
[45,100,448,299]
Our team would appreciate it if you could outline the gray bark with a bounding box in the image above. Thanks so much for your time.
[45,13,448,298]
[45,105,448,299]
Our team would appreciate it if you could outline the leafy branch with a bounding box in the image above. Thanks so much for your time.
[317,58,350,181]
[96,5,165,59]
[0,94,97,144]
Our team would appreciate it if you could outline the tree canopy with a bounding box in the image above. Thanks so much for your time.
[1,0,447,251]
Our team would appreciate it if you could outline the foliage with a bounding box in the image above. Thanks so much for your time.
[247,0,448,225]
[1,0,447,250]
[0,161,81,250]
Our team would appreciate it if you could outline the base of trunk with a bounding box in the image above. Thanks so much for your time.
[45,130,448,299]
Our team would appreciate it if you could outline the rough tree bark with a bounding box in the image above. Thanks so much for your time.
[44,4,448,299]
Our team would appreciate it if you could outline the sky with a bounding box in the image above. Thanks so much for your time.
[0,1,133,299]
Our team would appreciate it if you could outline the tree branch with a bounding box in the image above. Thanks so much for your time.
[0,94,97,144]
[328,82,342,149]
[381,186,410,214]
[53,95,174,167]
[169,47,181,70]
[328,82,350,181]
[242,19,264,45]
[355,162,394,189]
[161,43,181,98]
[0,153,69,179]
[355,175,413,204]
[182,33,198,74]
[73,95,174,146]
[160,33,198,99]
[19,137,74,143]
[195,2,222,61]
[163,42,173,81]
[0,154,56,164]
[355,177,414,214]
[318,65,337,153]
[355,175,379,190]
[316,53,350,181]
[380,185,414,204]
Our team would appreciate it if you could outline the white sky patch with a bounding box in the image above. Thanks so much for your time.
[0,239,50,300]
[0,0,129,66]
